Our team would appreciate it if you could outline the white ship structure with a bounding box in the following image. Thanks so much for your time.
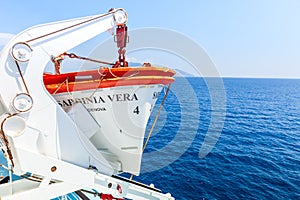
[0,8,175,199]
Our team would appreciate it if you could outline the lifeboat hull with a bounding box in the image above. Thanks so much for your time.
[43,67,175,175]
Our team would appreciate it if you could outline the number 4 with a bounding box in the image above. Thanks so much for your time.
[133,106,139,114]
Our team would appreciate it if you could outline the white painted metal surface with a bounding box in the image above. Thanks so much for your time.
[0,8,174,200]
[54,84,163,175]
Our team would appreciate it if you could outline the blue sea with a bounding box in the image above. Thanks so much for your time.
[134,77,300,200]
[1,77,300,199]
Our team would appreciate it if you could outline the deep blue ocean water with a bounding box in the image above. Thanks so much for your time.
[1,77,300,199]
[134,77,300,199]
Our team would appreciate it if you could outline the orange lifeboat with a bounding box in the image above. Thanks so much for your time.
[43,66,176,94]
[43,65,176,175]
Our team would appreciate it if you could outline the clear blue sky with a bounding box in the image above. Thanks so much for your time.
[1,0,299,78]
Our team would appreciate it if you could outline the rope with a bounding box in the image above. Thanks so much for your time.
[97,67,107,76]
[142,84,171,152]
[107,67,139,79]
[88,75,105,98]
[65,76,75,100]
[15,61,30,94]
[0,114,18,168]
[65,53,115,65]
[25,9,123,43]
[52,76,75,103]
[107,67,119,78]
[52,73,105,102]
[130,84,172,180]
[98,66,139,79]
[52,77,69,95]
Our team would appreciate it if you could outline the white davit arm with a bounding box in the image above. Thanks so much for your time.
[0,9,175,200]
[0,8,128,108]
[0,8,129,174]
[15,8,127,57]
